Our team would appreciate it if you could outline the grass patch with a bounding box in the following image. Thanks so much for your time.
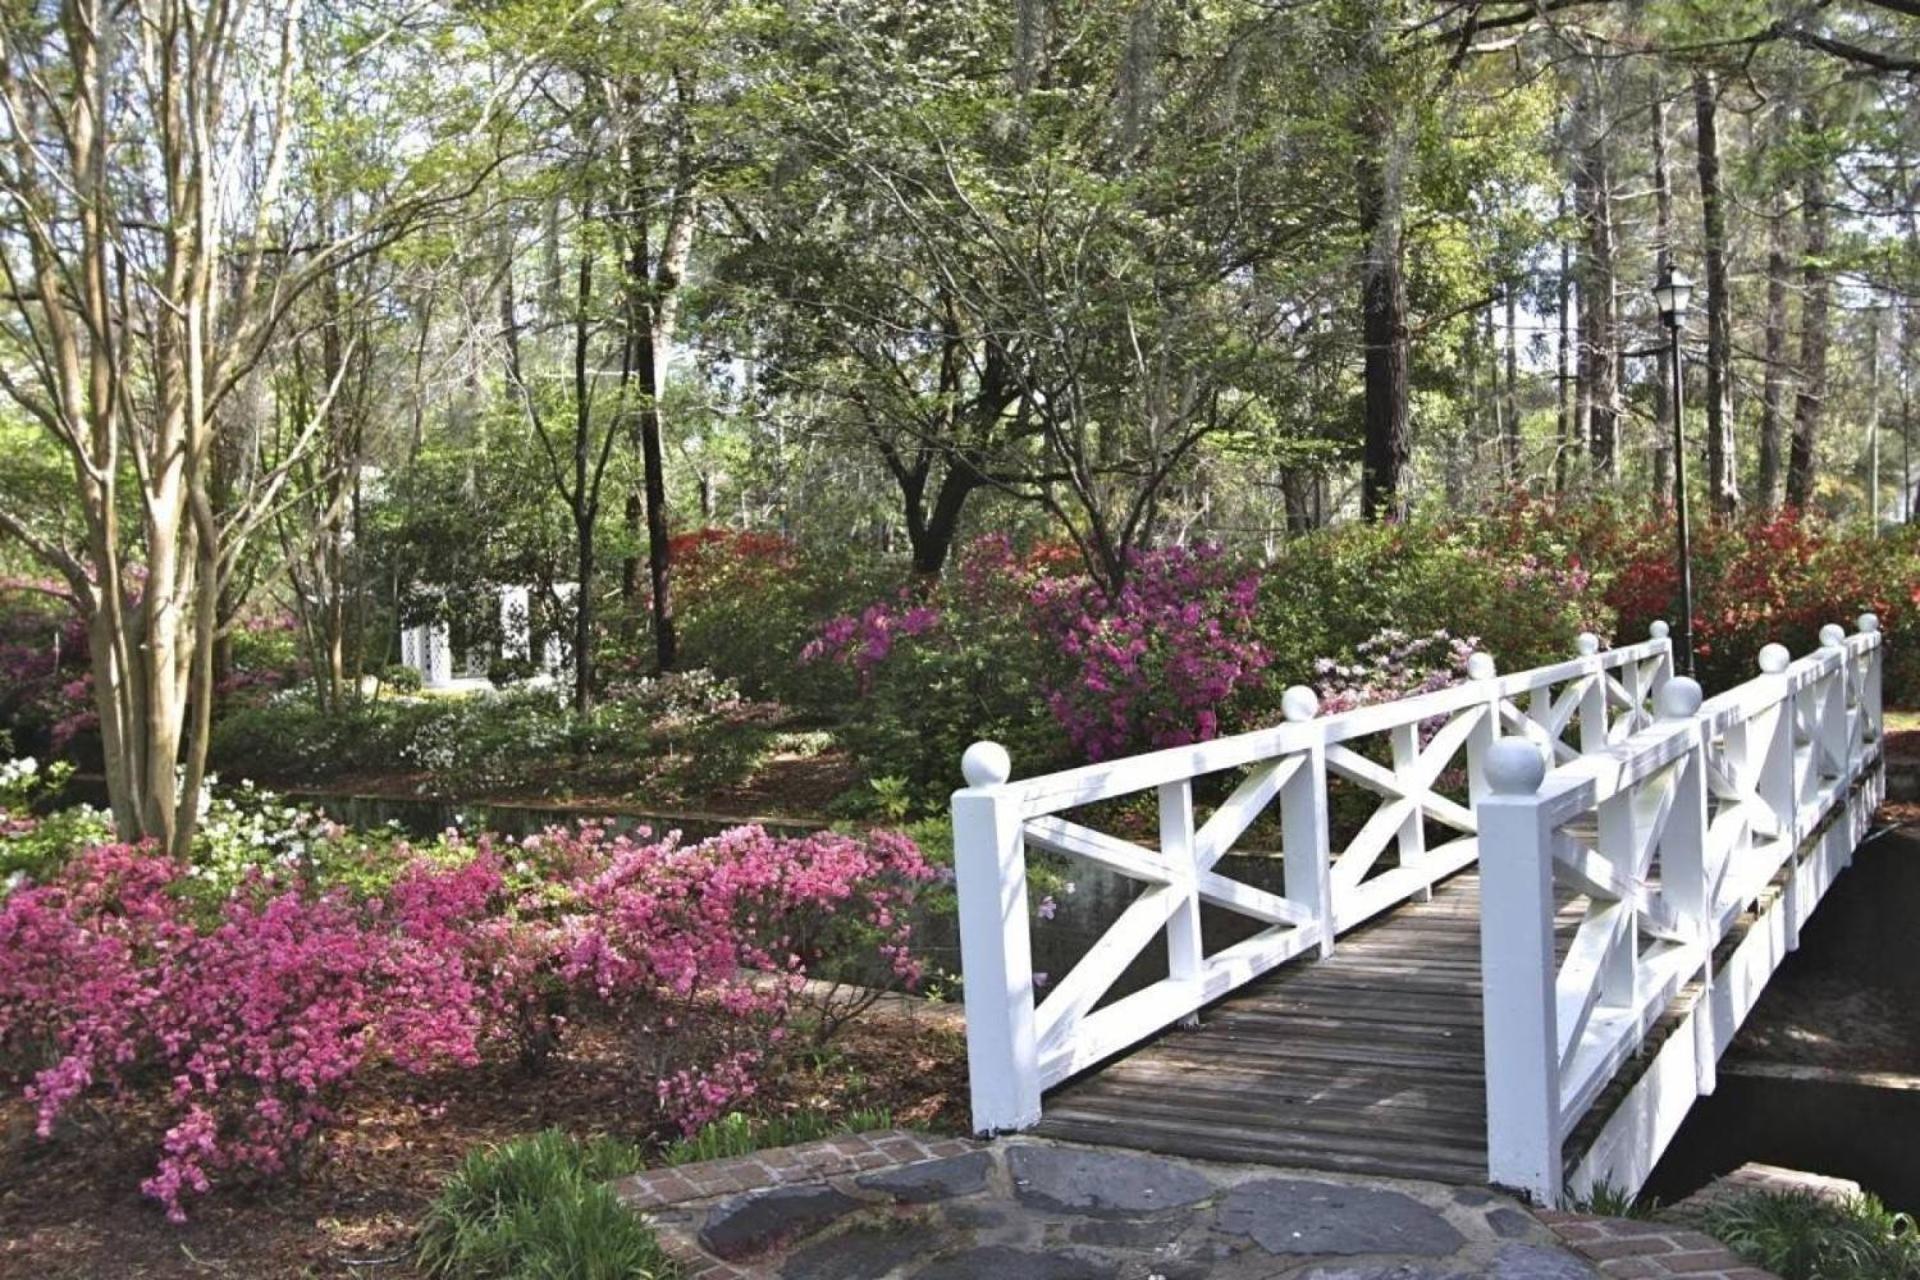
[660,1108,894,1167]
[1705,1189,1920,1280]
[1568,1181,1658,1219]
[416,1129,678,1279]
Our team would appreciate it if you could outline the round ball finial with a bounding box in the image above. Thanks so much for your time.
[961,741,1012,788]
[1758,643,1792,675]
[1657,676,1704,720]
[1281,685,1321,723]
[1486,739,1547,795]
[1576,633,1601,657]
[1819,623,1847,650]
[1649,620,1671,641]
[1466,652,1497,682]
[1858,612,1881,635]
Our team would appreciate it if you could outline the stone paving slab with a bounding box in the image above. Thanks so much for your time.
[615,1132,1775,1279]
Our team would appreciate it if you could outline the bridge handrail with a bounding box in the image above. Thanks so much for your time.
[1477,616,1884,1205]
[954,624,1675,1134]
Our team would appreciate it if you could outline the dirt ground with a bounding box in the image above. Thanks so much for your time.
[0,1015,968,1280]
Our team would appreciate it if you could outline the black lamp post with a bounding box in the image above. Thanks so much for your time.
[1653,267,1696,677]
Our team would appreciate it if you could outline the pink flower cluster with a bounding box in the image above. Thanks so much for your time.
[801,597,941,690]
[1031,545,1268,760]
[0,845,503,1220]
[0,822,934,1219]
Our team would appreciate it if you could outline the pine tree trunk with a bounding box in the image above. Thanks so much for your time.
[1759,189,1791,510]
[1787,110,1829,511]
[1358,147,1410,520]
[1693,72,1738,515]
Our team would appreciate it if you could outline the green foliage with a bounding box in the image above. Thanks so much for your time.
[1705,1190,1920,1280]
[1567,1181,1655,1220]
[1257,515,1614,689]
[659,1108,893,1167]
[0,755,111,887]
[415,1130,676,1280]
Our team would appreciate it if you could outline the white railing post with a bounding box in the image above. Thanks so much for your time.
[1279,686,1336,958]
[953,741,1042,1133]
[1818,624,1851,782]
[1648,620,1675,693]
[1575,632,1610,754]
[1465,652,1500,805]
[1858,614,1884,744]
[1656,679,1711,929]
[1160,778,1204,1022]
[1478,738,1563,1205]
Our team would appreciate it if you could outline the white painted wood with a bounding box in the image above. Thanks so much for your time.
[1484,621,1884,1205]
[952,618,1890,1167]
[1479,756,1566,1204]
[953,782,1042,1132]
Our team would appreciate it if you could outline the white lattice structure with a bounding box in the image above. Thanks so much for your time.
[953,625,1676,1134]
[1479,616,1883,1203]
[399,583,575,690]
[953,616,1885,1206]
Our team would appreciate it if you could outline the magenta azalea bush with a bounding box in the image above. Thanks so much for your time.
[1031,545,1267,760]
[0,817,933,1220]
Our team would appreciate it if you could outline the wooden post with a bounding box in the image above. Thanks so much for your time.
[1280,685,1335,958]
[1859,614,1884,745]
[1478,737,1563,1204]
[1161,778,1204,1025]
[1657,679,1711,928]
[953,741,1042,1132]
[1818,625,1850,782]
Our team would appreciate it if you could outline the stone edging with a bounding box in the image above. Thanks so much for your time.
[618,1132,1781,1280]
[617,1128,980,1277]
[1539,1211,1780,1279]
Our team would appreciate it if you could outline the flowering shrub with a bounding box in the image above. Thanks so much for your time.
[802,596,942,691]
[0,843,503,1220]
[1313,629,1482,716]
[0,805,934,1219]
[1567,506,1919,698]
[1032,545,1268,760]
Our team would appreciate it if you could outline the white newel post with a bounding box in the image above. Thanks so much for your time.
[953,741,1042,1133]
[1477,737,1564,1205]
[1648,620,1675,697]
[1818,624,1851,781]
[1279,686,1336,958]
[1859,614,1884,744]
[1464,653,1499,806]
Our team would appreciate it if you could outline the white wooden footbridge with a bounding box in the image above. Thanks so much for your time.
[952,618,1885,1204]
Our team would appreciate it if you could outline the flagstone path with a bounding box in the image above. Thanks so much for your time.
[615,1131,1775,1280]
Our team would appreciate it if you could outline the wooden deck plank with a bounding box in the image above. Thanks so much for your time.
[1035,870,1497,1181]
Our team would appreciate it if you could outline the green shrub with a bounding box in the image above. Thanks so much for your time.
[416,1130,676,1280]
[1706,1190,1920,1280]
[384,663,424,693]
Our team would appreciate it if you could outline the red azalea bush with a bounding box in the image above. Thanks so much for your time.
[0,818,934,1220]
[1566,505,1920,698]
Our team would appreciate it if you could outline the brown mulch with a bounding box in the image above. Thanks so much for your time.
[0,1014,968,1280]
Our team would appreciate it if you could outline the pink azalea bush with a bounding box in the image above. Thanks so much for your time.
[1031,545,1268,760]
[0,816,934,1220]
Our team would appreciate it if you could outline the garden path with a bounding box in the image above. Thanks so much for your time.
[617,1131,1775,1279]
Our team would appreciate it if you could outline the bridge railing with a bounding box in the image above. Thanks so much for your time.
[1478,616,1884,1205]
[954,625,1675,1133]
